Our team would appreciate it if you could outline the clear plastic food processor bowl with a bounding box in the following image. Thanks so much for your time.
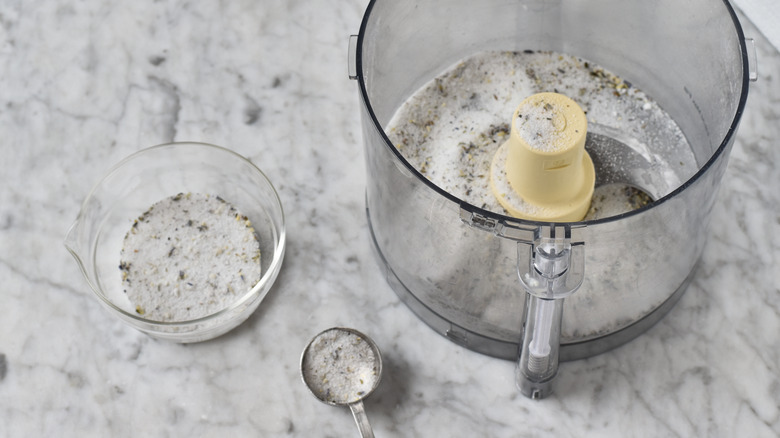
[351,0,753,398]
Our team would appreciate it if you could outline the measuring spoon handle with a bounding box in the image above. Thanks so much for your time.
[349,400,375,438]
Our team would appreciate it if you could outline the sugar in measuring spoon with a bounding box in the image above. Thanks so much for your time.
[301,327,383,438]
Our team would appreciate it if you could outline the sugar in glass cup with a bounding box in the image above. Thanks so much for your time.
[65,142,286,342]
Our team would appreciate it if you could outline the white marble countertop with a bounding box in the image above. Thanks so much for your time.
[1,1,778,437]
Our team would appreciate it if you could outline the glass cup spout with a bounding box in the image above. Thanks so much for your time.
[64,199,102,295]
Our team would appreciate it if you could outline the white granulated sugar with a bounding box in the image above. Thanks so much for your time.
[386,50,694,218]
[516,99,566,152]
[302,328,379,405]
[120,192,262,322]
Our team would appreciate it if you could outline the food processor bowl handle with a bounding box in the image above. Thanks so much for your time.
[515,229,584,399]
[517,295,564,399]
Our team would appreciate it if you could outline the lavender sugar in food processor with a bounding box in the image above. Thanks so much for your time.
[350,0,754,398]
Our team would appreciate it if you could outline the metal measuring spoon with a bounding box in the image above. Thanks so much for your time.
[301,327,383,438]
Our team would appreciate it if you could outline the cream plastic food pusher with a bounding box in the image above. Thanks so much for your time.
[490,92,595,222]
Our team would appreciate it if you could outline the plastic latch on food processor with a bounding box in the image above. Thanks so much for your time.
[458,207,538,242]
[348,35,358,80]
[459,209,499,232]
[516,228,584,300]
[445,323,470,346]
[515,225,584,400]
[746,38,758,82]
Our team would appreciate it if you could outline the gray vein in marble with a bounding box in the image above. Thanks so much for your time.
[146,75,181,142]
[0,354,6,382]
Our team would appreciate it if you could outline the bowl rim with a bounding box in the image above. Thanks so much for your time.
[354,0,751,228]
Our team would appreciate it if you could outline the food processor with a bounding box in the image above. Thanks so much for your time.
[349,0,755,398]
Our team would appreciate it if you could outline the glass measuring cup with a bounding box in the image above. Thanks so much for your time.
[64,142,286,342]
[301,327,383,437]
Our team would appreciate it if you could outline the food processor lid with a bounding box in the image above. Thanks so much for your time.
[354,0,752,227]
